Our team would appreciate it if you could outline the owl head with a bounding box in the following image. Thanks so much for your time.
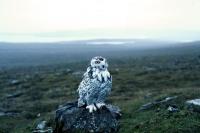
[90,56,108,70]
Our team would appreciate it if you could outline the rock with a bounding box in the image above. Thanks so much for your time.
[37,121,47,130]
[0,112,5,116]
[6,92,24,99]
[0,110,20,117]
[54,101,121,133]
[72,71,84,77]
[185,99,200,113]
[37,113,41,117]
[33,127,53,133]
[143,66,156,72]
[167,105,178,112]
[139,96,178,111]
[144,93,153,99]
[115,68,119,72]
[33,121,53,133]
[66,68,72,73]
[139,102,155,111]
[9,79,20,85]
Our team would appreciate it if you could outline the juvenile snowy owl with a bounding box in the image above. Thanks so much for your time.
[77,56,112,113]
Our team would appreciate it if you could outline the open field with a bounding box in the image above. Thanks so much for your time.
[0,40,200,133]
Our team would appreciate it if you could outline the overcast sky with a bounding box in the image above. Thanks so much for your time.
[0,0,200,42]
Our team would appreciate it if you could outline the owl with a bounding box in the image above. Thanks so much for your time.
[77,56,112,113]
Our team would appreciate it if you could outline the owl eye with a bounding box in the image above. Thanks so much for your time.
[95,61,100,64]
[99,58,104,61]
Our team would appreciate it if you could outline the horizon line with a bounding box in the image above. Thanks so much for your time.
[0,37,198,44]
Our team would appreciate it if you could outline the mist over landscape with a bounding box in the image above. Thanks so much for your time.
[1,39,199,69]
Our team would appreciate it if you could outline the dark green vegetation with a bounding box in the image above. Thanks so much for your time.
[0,41,200,133]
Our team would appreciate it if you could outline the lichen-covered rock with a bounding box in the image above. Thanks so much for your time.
[33,121,53,133]
[54,101,121,133]
[139,96,178,111]
[186,99,200,113]
[167,105,179,112]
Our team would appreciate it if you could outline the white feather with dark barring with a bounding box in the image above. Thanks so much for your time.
[77,56,112,113]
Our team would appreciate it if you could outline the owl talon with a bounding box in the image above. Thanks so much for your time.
[96,103,105,109]
[86,104,97,113]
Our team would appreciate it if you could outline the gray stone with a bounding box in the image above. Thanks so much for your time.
[54,101,121,133]
[72,71,84,77]
[33,128,53,133]
[139,96,178,111]
[10,80,20,85]
[6,92,24,99]
[0,111,20,117]
[33,121,53,133]
[186,99,200,112]
[37,121,47,130]
[167,105,178,112]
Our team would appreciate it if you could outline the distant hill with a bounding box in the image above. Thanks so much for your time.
[0,39,199,68]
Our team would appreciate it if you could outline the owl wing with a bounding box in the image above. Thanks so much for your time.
[96,76,112,103]
[78,74,101,104]
[77,67,93,95]
[85,78,102,105]
[77,75,90,98]
[83,75,112,105]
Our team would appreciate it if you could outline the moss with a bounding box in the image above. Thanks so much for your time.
[0,55,200,132]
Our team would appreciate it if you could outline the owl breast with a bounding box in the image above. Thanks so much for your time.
[77,68,112,106]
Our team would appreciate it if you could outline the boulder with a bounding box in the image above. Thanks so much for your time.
[33,121,53,133]
[6,92,24,99]
[54,101,121,133]
[139,96,178,111]
[167,105,179,112]
[9,79,20,85]
[185,99,200,113]
[0,110,20,117]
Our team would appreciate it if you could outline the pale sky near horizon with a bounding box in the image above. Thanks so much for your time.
[0,0,200,42]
